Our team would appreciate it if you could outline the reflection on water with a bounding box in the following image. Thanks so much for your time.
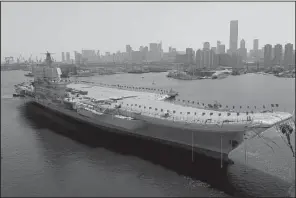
[1,70,295,197]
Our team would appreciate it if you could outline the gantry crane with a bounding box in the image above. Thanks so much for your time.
[4,57,14,64]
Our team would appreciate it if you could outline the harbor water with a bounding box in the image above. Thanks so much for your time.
[1,70,295,197]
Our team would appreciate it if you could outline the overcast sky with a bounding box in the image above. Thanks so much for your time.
[1,2,295,61]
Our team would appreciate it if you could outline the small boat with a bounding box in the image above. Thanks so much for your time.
[24,72,34,77]
[13,93,25,97]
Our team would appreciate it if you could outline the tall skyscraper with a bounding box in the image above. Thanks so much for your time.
[203,42,210,50]
[240,39,245,49]
[126,45,132,53]
[66,52,70,62]
[273,44,283,66]
[229,20,238,54]
[211,47,217,52]
[196,49,203,68]
[264,44,272,68]
[284,43,294,69]
[252,39,260,61]
[218,44,226,54]
[253,39,259,51]
[217,41,221,54]
[203,50,211,68]
[61,52,65,62]
[186,48,194,64]
[239,39,247,60]
[157,41,162,52]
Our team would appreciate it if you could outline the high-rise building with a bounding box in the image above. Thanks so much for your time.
[211,47,217,53]
[229,20,238,54]
[273,44,283,66]
[203,42,210,50]
[253,39,259,51]
[149,43,158,52]
[66,52,70,62]
[217,41,221,54]
[61,52,65,62]
[126,45,132,53]
[218,44,226,54]
[210,49,218,69]
[196,49,203,68]
[186,48,195,64]
[240,39,245,49]
[252,39,260,61]
[203,50,211,68]
[239,39,247,60]
[284,43,294,69]
[74,51,82,65]
[157,41,162,52]
[264,44,272,68]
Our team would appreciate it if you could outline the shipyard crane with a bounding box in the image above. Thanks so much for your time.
[17,54,23,63]
[5,56,14,64]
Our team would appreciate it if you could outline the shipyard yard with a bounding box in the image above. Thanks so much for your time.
[1,70,295,197]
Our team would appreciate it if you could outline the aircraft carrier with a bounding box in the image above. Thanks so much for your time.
[14,52,295,162]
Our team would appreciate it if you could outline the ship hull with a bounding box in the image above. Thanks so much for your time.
[30,98,247,162]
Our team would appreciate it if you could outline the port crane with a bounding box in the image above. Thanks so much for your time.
[17,54,23,63]
[4,56,14,64]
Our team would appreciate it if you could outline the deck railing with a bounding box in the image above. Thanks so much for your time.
[71,80,283,115]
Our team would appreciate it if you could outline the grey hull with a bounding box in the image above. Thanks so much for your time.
[31,98,247,161]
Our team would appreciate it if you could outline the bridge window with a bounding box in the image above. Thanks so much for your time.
[202,113,205,116]
[218,113,221,116]
[237,113,240,116]
[149,107,152,109]
[173,110,176,113]
[187,112,190,115]
[161,109,163,112]
[227,113,231,116]
[144,106,146,109]
[210,112,213,116]
[194,112,196,115]
[180,112,182,114]
[135,104,137,106]
[139,105,141,108]
[155,108,157,111]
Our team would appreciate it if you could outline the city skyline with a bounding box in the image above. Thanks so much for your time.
[1,2,295,61]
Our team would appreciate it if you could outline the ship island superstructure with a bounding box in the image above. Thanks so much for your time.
[15,52,295,162]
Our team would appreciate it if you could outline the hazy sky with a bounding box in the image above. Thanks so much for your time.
[1,2,295,61]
